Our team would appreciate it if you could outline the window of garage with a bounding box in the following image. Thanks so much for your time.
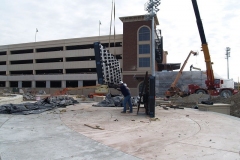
[36,81,46,88]
[66,81,78,88]
[50,81,61,88]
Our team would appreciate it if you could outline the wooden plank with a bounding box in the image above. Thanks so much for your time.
[84,124,104,130]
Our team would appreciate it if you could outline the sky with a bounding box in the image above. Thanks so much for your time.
[0,0,240,82]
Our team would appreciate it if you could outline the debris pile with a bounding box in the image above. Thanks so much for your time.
[93,94,122,107]
[38,90,46,95]
[0,96,78,115]
[92,94,139,107]
[2,89,12,94]
[23,89,47,101]
[23,92,36,100]
[0,89,13,96]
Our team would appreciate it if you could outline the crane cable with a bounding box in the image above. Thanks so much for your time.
[108,0,113,49]
[108,0,116,56]
[114,0,116,55]
[195,51,198,65]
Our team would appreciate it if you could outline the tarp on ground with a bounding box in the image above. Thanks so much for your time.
[0,96,78,115]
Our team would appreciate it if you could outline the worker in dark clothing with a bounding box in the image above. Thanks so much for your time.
[118,81,133,113]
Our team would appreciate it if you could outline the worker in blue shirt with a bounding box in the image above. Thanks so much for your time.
[118,81,133,113]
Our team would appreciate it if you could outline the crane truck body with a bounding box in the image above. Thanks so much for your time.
[189,0,238,97]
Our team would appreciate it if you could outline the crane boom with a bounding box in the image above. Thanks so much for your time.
[191,0,215,90]
[166,0,238,98]
[165,51,197,97]
[170,51,197,88]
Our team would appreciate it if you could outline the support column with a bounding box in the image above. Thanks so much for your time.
[6,81,9,88]
[33,48,36,75]
[6,50,10,76]
[18,81,22,88]
[78,81,83,87]
[63,46,66,74]
[32,81,36,88]
[62,80,66,88]
[46,81,50,88]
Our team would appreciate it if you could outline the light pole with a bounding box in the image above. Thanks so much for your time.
[35,28,38,42]
[144,0,161,76]
[225,47,230,79]
[144,0,161,118]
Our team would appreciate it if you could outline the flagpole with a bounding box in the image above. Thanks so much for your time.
[35,28,38,42]
[99,21,101,37]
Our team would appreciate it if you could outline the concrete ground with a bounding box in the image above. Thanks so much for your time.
[0,102,240,160]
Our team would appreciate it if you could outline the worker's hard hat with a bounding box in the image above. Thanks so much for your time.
[119,81,123,84]
[124,83,127,86]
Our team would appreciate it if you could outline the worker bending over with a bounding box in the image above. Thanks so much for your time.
[118,81,133,113]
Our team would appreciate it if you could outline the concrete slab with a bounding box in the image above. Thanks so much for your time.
[0,102,240,160]
[198,103,231,115]
[61,104,240,160]
[0,108,140,160]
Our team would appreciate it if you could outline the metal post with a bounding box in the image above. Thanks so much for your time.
[226,47,230,79]
[145,0,160,76]
[144,0,161,118]
[227,55,229,79]
[151,3,155,77]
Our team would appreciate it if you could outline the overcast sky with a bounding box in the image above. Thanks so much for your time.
[0,0,240,82]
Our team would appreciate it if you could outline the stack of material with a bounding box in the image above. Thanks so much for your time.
[211,92,240,118]
[169,93,210,108]
[156,99,172,110]
[166,92,240,118]
[0,96,78,115]
[155,97,185,110]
